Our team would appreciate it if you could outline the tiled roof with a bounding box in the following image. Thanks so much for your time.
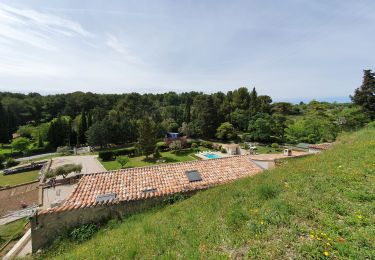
[308,143,333,150]
[249,151,310,161]
[40,156,262,214]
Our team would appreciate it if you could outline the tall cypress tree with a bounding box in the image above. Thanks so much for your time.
[249,87,259,119]
[0,103,9,143]
[78,110,87,145]
[351,70,375,119]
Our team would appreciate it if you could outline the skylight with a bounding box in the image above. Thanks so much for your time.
[185,170,202,182]
[96,193,116,202]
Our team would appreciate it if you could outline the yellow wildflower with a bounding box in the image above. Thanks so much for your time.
[310,234,314,239]
[357,215,363,219]
[260,221,264,225]
[323,251,329,256]
[326,242,331,246]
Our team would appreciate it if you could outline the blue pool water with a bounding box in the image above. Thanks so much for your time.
[203,153,221,159]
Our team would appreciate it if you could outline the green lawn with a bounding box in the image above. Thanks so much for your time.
[255,145,283,154]
[0,170,39,187]
[40,126,375,259]
[0,145,12,156]
[0,218,28,250]
[100,149,198,171]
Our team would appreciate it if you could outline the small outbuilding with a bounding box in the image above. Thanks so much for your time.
[224,144,241,155]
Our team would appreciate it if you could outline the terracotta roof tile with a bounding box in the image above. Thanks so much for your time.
[42,156,262,214]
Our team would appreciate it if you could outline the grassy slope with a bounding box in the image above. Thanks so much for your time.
[100,149,198,170]
[0,170,39,186]
[42,128,375,259]
[0,218,28,249]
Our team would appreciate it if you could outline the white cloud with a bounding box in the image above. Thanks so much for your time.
[106,34,127,53]
[0,2,92,51]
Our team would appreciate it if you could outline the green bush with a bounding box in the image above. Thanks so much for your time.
[164,194,186,204]
[154,147,161,159]
[156,142,168,150]
[221,148,227,153]
[56,146,72,155]
[114,147,136,157]
[200,141,213,149]
[70,224,98,243]
[5,158,19,168]
[368,121,375,129]
[191,143,198,149]
[99,151,114,161]
[271,143,280,149]
[53,164,82,178]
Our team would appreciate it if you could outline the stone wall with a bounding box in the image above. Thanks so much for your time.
[31,191,196,252]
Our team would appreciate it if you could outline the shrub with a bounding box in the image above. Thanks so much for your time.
[114,147,136,157]
[116,156,129,168]
[164,194,186,204]
[70,224,98,243]
[154,147,161,159]
[5,158,19,168]
[257,184,281,200]
[56,146,71,155]
[53,164,82,178]
[99,151,114,161]
[221,148,227,153]
[368,121,375,129]
[156,142,168,151]
[200,141,213,149]
[212,143,222,151]
[186,140,194,148]
[191,143,198,149]
[271,143,280,149]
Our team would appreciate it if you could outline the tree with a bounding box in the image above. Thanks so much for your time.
[116,156,129,168]
[86,119,110,148]
[137,117,157,158]
[216,122,237,141]
[351,70,375,119]
[78,110,88,145]
[249,87,259,118]
[47,117,70,149]
[51,164,82,178]
[11,137,31,156]
[248,114,274,143]
[0,103,9,143]
[179,122,193,137]
[191,95,218,138]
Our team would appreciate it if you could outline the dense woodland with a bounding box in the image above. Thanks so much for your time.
[0,70,374,157]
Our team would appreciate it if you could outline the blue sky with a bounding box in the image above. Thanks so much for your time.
[0,0,374,102]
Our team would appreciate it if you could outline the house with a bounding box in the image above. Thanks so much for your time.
[30,156,262,252]
[308,143,333,153]
[296,143,311,150]
[224,144,241,155]
[164,132,187,147]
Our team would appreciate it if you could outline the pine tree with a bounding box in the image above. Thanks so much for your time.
[351,70,375,119]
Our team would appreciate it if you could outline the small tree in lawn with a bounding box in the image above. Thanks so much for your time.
[154,147,161,159]
[169,140,182,154]
[116,156,129,168]
[137,117,157,158]
[11,137,30,156]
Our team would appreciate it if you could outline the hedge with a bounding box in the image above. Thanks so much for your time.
[98,151,114,161]
[114,147,137,157]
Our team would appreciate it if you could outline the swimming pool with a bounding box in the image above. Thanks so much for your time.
[203,153,222,159]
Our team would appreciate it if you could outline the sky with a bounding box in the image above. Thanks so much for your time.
[0,0,374,102]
